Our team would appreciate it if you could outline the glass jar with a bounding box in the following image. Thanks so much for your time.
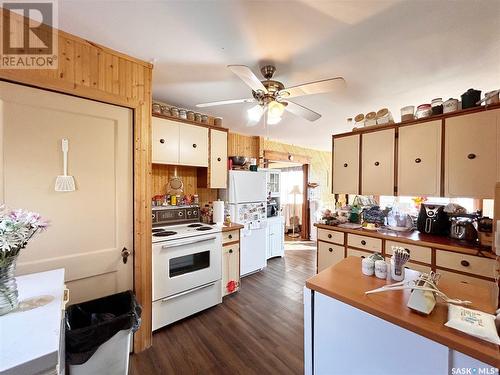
[152,103,162,114]
[400,105,415,122]
[415,104,432,119]
[170,107,179,118]
[179,109,187,120]
[431,98,443,115]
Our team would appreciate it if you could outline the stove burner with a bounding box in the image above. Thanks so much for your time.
[152,228,164,233]
[196,227,212,231]
[153,231,177,237]
[187,223,203,228]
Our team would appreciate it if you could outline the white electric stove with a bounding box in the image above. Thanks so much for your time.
[151,206,222,331]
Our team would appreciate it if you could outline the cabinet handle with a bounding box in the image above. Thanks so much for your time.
[374,161,380,166]
[361,240,366,245]
[343,163,348,168]
[193,143,197,148]
[415,158,421,163]
[229,249,233,254]
[328,248,333,253]
[467,153,476,160]
[228,234,232,239]
[460,260,470,267]
[361,255,366,259]
[217,157,221,162]
[160,139,165,144]
[328,234,332,239]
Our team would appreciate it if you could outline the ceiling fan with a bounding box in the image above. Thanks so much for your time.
[196,65,345,125]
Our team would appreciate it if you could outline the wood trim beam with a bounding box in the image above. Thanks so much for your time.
[263,149,311,165]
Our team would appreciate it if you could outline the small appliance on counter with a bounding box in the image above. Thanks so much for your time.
[449,216,478,243]
[417,204,450,236]
[267,198,279,218]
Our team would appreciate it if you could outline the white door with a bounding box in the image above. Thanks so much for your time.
[209,129,227,188]
[445,109,499,198]
[267,217,284,258]
[179,124,208,167]
[0,81,133,304]
[152,117,179,164]
[332,134,360,194]
[398,120,442,196]
[361,129,395,195]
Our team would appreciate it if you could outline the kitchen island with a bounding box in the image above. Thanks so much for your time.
[304,257,500,375]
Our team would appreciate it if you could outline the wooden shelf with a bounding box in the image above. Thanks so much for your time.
[334,103,500,139]
[152,113,228,132]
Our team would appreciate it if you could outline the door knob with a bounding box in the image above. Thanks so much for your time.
[374,161,380,166]
[121,247,131,264]
[343,163,348,168]
[415,158,422,163]
[193,143,197,148]
[217,157,221,161]
[467,153,476,160]
[160,139,165,144]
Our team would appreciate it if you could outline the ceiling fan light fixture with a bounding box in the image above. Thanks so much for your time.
[247,104,264,123]
[267,101,285,125]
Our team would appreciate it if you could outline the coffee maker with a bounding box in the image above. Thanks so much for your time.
[417,204,450,235]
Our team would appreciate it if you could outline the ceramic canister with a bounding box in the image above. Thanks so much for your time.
[374,260,387,279]
[443,98,459,113]
[361,257,375,276]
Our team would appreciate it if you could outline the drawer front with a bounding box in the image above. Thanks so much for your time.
[405,262,432,274]
[438,270,495,289]
[346,248,373,258]
[222,230,239,244]
[436,251,497,278]
[386,241,432,264]
[317,228,344,245]
[317,242,345,272]
[347,234,382,252]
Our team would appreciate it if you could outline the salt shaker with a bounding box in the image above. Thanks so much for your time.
[374,260,387,279]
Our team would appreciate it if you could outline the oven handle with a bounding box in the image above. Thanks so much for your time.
[161,236,217,249]
[160,282,216,302]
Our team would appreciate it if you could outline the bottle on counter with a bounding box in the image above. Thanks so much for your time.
[170,194,177,206]
[193,194,199,206]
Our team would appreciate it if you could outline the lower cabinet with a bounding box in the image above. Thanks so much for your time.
[267,217,284,259]
[317,242,345,272]
[222,244,240,296]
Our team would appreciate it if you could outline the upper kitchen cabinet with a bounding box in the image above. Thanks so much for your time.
[398,120,442,196]
[209,129,228,188]
[179,124,209,167]
[332,134,360,194]
[152,117,180,165]
[361,129,395,195]
[445,109,499,198]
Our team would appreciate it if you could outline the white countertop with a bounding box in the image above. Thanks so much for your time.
[0,268,65,375]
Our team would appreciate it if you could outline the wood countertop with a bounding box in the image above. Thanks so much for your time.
[221,223,244,232]
[315,223,495,258]
[306,257,500,367]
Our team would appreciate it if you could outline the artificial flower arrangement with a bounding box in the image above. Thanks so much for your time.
[0,206,48,315]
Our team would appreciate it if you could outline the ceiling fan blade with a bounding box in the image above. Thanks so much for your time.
[279,77,345,99]
[228,65,268,94]
[196,98,255,108]
[283,100,321,122]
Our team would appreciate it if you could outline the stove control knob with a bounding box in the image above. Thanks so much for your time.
[187,211,192,216]
[178,212,183,217]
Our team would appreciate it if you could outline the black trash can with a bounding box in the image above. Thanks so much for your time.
[65,290,141,374]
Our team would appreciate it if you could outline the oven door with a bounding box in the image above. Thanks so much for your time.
[153,234,221,301]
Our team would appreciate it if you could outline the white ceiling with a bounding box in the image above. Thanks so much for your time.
[59,0,500,150]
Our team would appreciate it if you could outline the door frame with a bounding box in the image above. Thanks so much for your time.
[262,150,311,240]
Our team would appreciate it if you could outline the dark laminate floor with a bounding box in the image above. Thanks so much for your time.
[130,249,316,375]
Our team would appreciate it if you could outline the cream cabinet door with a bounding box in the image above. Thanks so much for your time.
[361,129,395,195]
[445,110,499,198]
[332,134,359,194]
[398,120,441,196]
[210,129,228,188]
[222,244,240,296]
[317,242,345,272]
[152,117,179,164]
[179,124,209,167]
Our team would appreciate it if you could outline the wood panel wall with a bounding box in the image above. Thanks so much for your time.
[152,164,218,204]
[0,8,153,351]
[228,132,260,159]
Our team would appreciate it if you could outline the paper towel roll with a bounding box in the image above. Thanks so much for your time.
[213,200,225,225]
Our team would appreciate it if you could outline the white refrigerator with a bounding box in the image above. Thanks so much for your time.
[227,171,267,276]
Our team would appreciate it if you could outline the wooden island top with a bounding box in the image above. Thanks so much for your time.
[306,256,500,367]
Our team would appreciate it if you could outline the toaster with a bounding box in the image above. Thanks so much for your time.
[450,217,478,242]
[417,204,449,236]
